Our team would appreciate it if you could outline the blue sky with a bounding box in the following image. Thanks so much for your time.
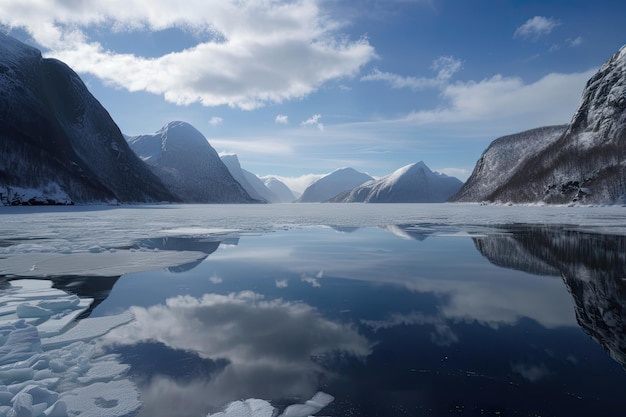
[2,0,625,191]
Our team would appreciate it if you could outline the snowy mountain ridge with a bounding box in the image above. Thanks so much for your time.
[127,121,257,203]
[331,161,463,203]
[297,167,374,203]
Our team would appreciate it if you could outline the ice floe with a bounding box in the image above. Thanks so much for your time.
[0,279,140,417]
[208,392,334,417]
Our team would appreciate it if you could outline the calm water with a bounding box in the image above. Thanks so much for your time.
[2,205,626,416]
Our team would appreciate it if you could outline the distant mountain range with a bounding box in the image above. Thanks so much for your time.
[452,45,626,204]
[297,167,374,203]
[262,177,296,203]
[221,154,280,203]
[331,162,463,203]
[3,29,625,206]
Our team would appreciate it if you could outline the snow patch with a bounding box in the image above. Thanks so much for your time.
[1,184,73,206]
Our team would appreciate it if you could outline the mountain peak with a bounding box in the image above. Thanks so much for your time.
[156,121,209,148]
[127,122,256,203]
[220,153,242,170]
[297,167,373,202]
[331,161,462,203]
[567,43,626,142]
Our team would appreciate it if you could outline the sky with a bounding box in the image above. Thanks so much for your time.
[1,0,626,192]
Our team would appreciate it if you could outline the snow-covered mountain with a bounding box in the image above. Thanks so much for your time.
[221,154,280,203]
[451,125,568,203]
[0,33,174,204]
[453,44,626,204]
[331,162,463,203]
[297,167,374,202]
[127,122,257,203]
[262,177,296,202]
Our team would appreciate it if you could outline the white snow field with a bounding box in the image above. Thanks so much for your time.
[2,203,626,416]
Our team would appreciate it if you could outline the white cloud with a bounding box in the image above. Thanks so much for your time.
[514,16,561,40]
[568,36,583,47]
[275,279,289,288]
[0,0,376,110]
[439,168,471,181]
[213,138,294,155]
[275,114,289,124]
[301,114,324,131]
[404,69,596,128]
[208,116,223,126]
[361,56,461,90]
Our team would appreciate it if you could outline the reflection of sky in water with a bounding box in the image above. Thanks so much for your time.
[93,226,626,416]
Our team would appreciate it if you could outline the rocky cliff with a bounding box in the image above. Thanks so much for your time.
[0,33,174,204]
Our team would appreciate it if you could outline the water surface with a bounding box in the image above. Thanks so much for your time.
[1,204,626,416]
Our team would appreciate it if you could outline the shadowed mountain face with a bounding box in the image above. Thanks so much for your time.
[450,126,567,203]
[127,122,257,203]
[473,226,626,369]
[0,33,175,204]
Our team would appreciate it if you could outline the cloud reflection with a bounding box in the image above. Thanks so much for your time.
[363,312,459,346]
[102,292,370,411]
[207,226,578,330]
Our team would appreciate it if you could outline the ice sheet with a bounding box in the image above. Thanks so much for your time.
[0,250,214,277]
[2,204,626,278]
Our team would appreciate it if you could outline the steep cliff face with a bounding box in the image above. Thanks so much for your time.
[474,226,626,369]
[333,162,463,203]
[127,121,257,203]
[221,154,279,203]
[451,126,567,203]
[453,45,626,204]
[0,33,174,204]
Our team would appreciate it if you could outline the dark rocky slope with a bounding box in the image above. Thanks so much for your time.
[452,45,626,204]
[0,33,174,204]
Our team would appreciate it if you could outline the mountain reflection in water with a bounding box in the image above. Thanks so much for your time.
[473,225,626,370]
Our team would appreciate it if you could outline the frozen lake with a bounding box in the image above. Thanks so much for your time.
[1,204,626,416]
